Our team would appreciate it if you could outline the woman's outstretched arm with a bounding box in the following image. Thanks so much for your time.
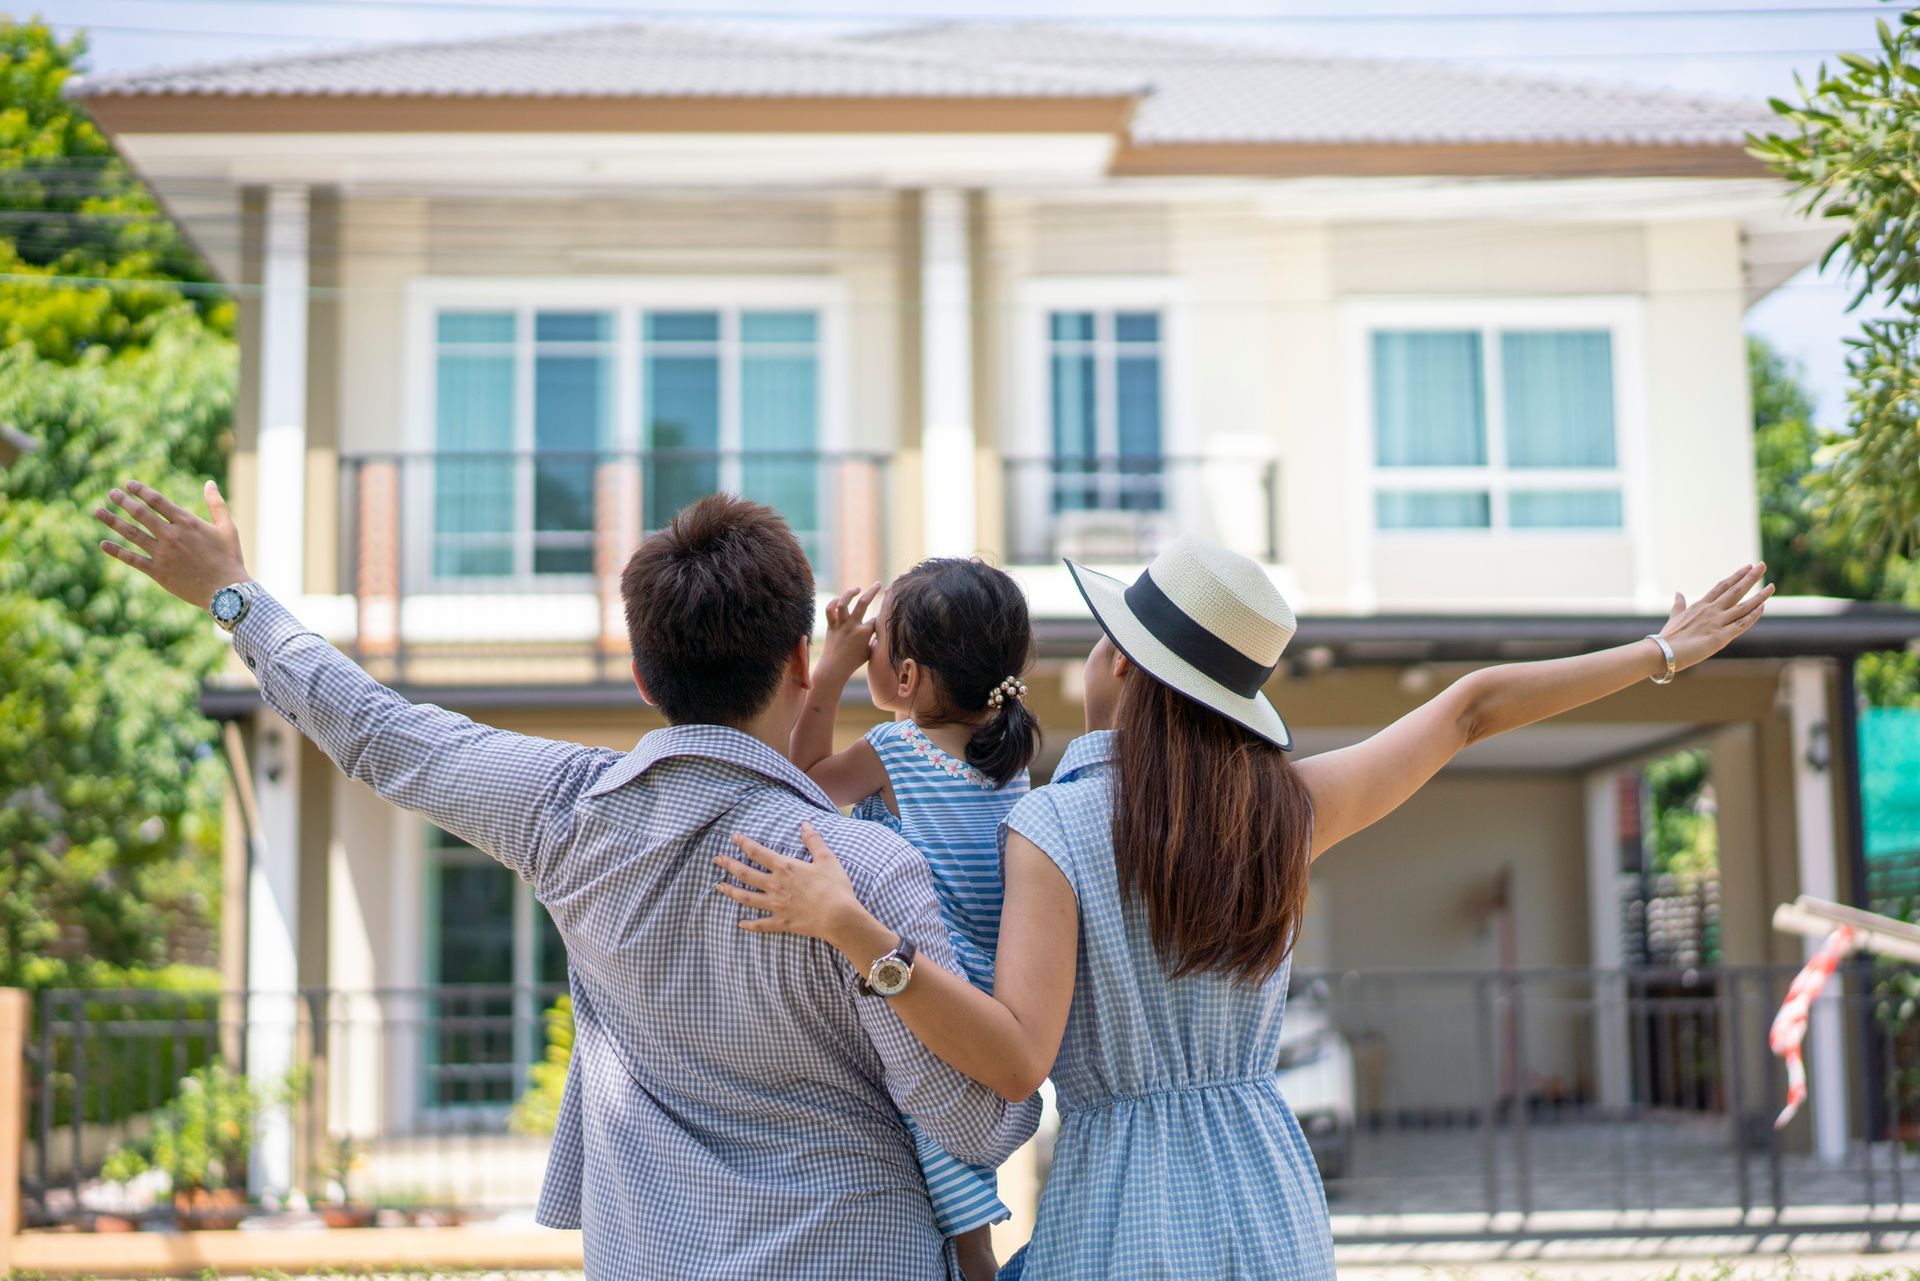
[716,823,1077,1100]
[1296,562,1772,859]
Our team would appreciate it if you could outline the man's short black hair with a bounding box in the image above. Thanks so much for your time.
[621,494,815,725]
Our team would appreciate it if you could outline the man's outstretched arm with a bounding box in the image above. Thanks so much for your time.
[96,479,608,888]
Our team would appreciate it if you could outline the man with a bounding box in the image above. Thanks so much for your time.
[95,479,1039,1279]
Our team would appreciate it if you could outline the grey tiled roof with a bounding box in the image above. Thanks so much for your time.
[68,22,1140,100]
[70,18,1774,150]
[861,24,1777,147]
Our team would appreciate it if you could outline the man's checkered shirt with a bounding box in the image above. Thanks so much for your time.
[233,591,1041,1280]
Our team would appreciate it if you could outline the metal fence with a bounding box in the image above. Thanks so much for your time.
[21,966,1920,1238]
[23,984,565,1229]
[1293,964,1920,1239]
[1001,455,1280,565]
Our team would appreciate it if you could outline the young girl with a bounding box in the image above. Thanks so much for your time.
[788,557,1041,1281]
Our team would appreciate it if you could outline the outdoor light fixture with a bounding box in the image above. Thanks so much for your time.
[1299,645,1336,674]
[262,726,288,784]
[1803,722,1830,773]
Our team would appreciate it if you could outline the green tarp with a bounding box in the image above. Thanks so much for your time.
[1863,705,1920,861]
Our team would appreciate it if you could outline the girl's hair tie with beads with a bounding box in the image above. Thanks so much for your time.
[985,676,1029,710]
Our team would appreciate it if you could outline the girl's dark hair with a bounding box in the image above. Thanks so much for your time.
[884,558,1040,788]
[1112,671,1313,985]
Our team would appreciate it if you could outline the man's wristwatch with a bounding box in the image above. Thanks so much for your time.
[856,936,917,998]
[210,582,257,633]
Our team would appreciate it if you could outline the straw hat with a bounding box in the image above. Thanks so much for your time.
[1067,536,1297,750]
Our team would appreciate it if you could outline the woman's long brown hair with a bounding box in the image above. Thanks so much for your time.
[1112,670,1314,985]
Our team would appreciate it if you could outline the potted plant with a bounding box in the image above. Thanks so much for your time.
[315,1135,374,1228]
[103,1061,266,1230]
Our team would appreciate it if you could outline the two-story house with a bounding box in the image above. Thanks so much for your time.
[73,22,1920,1220]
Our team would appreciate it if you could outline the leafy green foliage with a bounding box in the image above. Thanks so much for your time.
[0,22,229,360]
[0,321,234,987]
[1645,748,1717,879]
[1749,339,1920,710]
[0,19,236,988]
[102,1061,283,1193]
[508,995,573,1137]
[1753,12,1920,560]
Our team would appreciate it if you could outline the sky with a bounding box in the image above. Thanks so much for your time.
[53,0,1904,424]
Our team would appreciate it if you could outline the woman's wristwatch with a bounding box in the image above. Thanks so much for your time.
[857,936,917,997]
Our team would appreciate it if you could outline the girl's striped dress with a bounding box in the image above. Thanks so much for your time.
[853,718,1028,1236]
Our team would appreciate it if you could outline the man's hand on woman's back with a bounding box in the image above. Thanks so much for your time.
[95,479,251,609]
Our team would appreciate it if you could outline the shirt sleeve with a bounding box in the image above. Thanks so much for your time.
[842,830,1042,1168]
[1002,790,1078,900]
[231,588,609,891]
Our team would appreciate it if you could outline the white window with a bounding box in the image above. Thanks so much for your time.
[1011,280,1197,564]
[1365,317,1628,532]
[1045,308,1166,513]
[412,281,842,587]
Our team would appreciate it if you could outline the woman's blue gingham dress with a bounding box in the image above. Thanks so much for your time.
[854,719,1028,1237]
[998,731,1336,1281]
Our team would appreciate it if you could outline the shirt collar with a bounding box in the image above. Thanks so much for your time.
[1051,730,1118,784]
[584,723,837,812]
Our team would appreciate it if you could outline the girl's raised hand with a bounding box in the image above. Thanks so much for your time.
[818,582,882,678]
[715,822,873,946]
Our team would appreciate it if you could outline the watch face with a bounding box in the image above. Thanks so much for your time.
[211,588,243,622]
[872,958,910,995]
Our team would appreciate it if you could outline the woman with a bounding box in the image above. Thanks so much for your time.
[716,537,1771,1279]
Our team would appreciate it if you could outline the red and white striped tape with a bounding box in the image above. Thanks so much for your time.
[1768,925,1857,1129]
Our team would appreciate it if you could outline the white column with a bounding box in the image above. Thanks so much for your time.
[247,719,301,1199]
[256,184,310,594]
[920,188,977,558]
[1583,768,1632,1110]
[1786,658,1850,1163]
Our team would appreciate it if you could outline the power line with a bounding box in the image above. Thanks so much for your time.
[45,19,1887,60]
[91,0,1911,25]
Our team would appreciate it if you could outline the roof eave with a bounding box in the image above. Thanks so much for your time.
[1111,139,1772,181]
[81,90,1142,138]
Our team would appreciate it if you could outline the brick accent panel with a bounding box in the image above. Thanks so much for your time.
[354,460,400,656]
[833,458,883,589]
[596,458,644,654]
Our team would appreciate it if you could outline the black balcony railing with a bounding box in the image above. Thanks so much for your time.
[336,449,890,682]
[1001,455,1280,565]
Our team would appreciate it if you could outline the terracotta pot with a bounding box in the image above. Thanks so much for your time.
[412,1207,467,1228]
[174,1187,248,1232]
[318,1203,376,1229]
[92,1213,140,1233]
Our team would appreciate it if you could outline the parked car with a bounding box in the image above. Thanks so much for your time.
[1277,980,1357,1183]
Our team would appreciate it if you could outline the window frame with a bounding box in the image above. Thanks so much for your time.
[1010,278,1192,557]
[1016,277,1187,463]
[1353,301,1641,535]
[1341,296,1654,609]
[406,277,849,594]
[419,825,566,1121]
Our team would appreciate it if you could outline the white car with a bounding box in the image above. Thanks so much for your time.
[1276,980,1357,1184]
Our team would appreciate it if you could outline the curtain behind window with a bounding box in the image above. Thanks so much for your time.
[1373,330,1485,467]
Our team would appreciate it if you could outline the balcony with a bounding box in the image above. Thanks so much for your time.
[1000,454,1280,566]
[337,449,890,685]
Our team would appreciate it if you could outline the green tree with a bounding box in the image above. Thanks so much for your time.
[0,321,234,986]
[0,21,230,360]
[0,20,235,987]
[1752,10,1920,560]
